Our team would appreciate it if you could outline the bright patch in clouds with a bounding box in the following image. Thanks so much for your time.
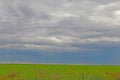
[114,10,120,18]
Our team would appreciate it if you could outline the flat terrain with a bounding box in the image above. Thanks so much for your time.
[0,64,120,80]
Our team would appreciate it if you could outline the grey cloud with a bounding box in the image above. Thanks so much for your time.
[0,0,120,52]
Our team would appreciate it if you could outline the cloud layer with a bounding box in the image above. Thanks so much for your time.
[0,0,120,52]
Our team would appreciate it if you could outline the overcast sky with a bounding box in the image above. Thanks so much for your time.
[0,0,120,64]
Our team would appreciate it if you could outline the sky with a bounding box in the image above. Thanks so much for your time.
[0,0,120,64]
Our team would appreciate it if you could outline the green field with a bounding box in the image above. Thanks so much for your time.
[0,64,120,80]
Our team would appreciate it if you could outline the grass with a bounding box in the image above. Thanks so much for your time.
[0,64,120,80]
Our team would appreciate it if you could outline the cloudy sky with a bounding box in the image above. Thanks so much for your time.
[0,0,120,64]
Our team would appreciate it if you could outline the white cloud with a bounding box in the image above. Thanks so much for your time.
[89,2,120,25]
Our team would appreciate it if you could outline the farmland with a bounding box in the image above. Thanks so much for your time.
[0,64,120,80]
